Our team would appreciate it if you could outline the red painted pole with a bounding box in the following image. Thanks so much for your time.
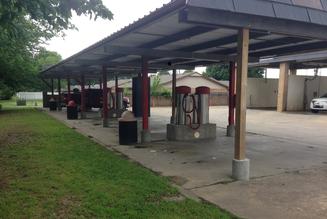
[58,78,62,110]
[81,74,86,118]
[102,66,108,124]
[115,75,118,109]
[142,57,149,130]
[228,62,236,126]
[67,78,71,102]
[51,79,54,97]
[171,69,177,124]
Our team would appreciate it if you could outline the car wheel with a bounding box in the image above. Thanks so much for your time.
[311,110,319,114]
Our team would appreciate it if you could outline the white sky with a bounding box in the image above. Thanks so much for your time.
[45,0,327,78]
[46,0,170,59]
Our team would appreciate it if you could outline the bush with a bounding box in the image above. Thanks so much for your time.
[0,83,15,100]
[16,99,27,106]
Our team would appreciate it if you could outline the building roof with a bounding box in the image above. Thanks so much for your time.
[104,72,228,90]
[41,0,327,80]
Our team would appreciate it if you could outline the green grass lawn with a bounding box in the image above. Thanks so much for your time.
[0,107,236,218]
[0,98,42,109]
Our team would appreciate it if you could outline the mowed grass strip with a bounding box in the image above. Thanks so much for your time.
[0,108,236,219]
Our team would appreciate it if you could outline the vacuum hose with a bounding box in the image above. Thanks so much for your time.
[182,94,201,130]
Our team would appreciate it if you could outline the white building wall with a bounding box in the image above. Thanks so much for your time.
[247,76,327,111]
[247,78,278,108]
[305,76,327,110]
[16,92,43,100]
[286,75,305,111]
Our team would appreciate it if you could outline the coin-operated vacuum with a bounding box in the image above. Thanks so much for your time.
[108,87,126,118]
[167,86,216,141]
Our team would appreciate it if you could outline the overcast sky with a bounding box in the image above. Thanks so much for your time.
[45,0,326,77]
[46,0,170,59]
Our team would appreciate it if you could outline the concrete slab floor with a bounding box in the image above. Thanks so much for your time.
[45,107,327,219]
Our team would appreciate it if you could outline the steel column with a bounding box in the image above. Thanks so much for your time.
[171,69,177,124]
[227,62,236,136]
[115,75,118,109]
[102,66,109,127]
[142,58,149,130]
[141,57,151,143]
[58,78,62,111]
[51,79,54,97]
[80,74,86,119]
[67,78,71,102]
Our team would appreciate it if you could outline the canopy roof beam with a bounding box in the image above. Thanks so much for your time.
[180,7,327,41]
[103,45,241,62]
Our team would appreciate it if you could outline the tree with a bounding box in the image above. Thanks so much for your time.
[204,64,264,80]
[35,49,62,72]
[0,0,113,98]
[0,0,113,37]
[151,75,171,97]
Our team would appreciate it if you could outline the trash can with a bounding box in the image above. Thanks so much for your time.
[119,111,138,145]
[67,100,78,120]
[49,98,57,111]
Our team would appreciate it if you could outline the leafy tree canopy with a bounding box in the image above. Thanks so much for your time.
[0,0,113,37]
[204,64,264,81]
[0,0,113,99]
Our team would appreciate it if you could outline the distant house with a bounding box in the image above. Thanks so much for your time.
[76,72,229,106]
[108,72,229,106]
[107,72,228,94]
[159,72,228,94]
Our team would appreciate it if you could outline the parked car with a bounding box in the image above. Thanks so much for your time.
[310,93,327,113]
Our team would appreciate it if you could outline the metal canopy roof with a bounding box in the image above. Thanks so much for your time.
[41,0,327,79]
[250,50,327,69]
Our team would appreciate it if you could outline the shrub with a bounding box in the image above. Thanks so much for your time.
[0,83,15,100]
[16,99,27,106]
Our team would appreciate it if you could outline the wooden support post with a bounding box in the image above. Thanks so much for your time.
[227,62,236,137]
[171,69,177,124]
[58,78,62,111]
[141,57,151,143]
[80,74,86,119]
[233,28,250,181]
[102,66,109,127]
[235,28,249,161]
[277,62,290,112]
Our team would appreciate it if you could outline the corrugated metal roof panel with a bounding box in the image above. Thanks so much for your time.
[187,0,327,24]
[234,0,275,17]
[290,0,323,10]
[41,0,327,78]
[308,9,327,25]
[322,0,327,10]
[187,0,235,12]
[273,2,310,22]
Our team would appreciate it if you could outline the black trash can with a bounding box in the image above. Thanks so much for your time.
[49,99,57,111]
[67,100,78,120]
[119,111,138,145]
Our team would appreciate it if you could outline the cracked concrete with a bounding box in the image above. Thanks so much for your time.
[45,106,327,219]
